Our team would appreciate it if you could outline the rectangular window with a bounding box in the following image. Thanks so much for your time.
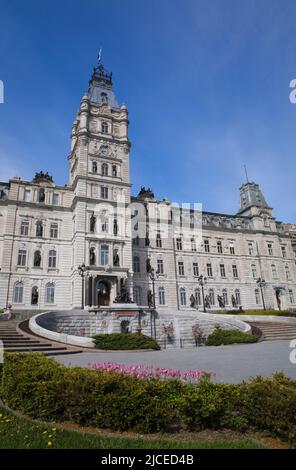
[156,233,162,248]
[248,243,254,256]
[217,240,223,254]
[220,264,226,278]
[268,243,273,256]
[158,288,165,305]
[207,263,213,277]
[133,257,140,273]
[101,187,108,199]
[193,262,199,276]
[232,264,238,278]
[191,238,197,252]
[48,250,57,268]
[229,241,235,255]
[178,261,185,276]
[100,245,109,266]
[281,246,287,258]
[176,238,182,250]
[204,239,210,253]
[23,189,31,202]
[20,220,29,236]
[17,249,27,266]
[157,259,164,274]
[50,223,58,239]
[52,193,59,205]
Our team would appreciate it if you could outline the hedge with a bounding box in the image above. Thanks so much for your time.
[92,333,160,350]
[205,329,258,346]
[1,353,296,444]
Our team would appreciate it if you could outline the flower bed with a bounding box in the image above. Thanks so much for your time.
[89,362,212,383]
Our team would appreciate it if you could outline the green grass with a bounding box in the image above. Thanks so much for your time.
[0,406,266,449]
[92,332,160,350]
[205,329,258,346]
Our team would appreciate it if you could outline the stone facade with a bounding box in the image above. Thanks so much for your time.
[0,59,296,313]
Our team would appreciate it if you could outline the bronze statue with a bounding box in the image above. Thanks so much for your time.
[146,258,152,273]
[36,221,43,237]
[217,295,225,308]
[89,247,96,266]
[113,250,120,267]
[31,286,39,305]
[147,289,154,308]
[190,294,196,308]
[33,250,41,267]
[90,213,96,233]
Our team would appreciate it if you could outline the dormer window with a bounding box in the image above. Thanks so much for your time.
[101,121,108,134]
[101,92,108,104]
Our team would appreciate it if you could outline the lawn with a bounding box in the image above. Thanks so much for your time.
[0,406,266,449]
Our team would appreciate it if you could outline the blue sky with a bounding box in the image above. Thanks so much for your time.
[1,0,296,221]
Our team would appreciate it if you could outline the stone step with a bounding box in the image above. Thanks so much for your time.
[3,345,68,352]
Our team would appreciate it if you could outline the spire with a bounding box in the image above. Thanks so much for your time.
[87,52,119,108]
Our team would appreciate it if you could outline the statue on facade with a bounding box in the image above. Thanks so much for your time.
[190,294,196,308]
[36,221,43,237]
[31,286,39,304]
[138,186,155,199]
[90,213,96,233]
[147,289,154,309]
[146,258,152,273]
[31,286,39,305]
[217,295,225,308]
[33,171,53,184]
[89,247,96,266]
[38,188,45,203]
[33,250,41,267]
[231,295,237,308]
[113,219,118,236]
[114,286,133,303]
[205,295,211,309]
[113,250,120,267]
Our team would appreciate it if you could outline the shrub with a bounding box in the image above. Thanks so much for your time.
[1,353,296,444]
[205,329,258,346]
[92,333,160,350]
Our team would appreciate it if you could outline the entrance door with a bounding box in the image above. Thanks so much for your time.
[97,280,110,306]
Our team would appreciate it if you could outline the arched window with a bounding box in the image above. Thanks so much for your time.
[133,286,142,305]
[101,163,108,176]
[235,289,241,306]
[92,161,98,174]
[100,244,109,266]
[209,288,215,305]
[133,256,140,273]
[48,249,57,268]
[195,288,201,306]
[251,264,257,279]
[255,288,261,305]
[285,265,290,280]
[13,282,23,303]
[101,121,108,134]
[222,288,228,306]
[158,287,165,305]
[45,282,55,304]
[271,264,277,279]
[180,288,186,306]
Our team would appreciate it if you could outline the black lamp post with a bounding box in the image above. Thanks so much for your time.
[256,277,266,311]
[78,264,89,310]
[149,267,160,338]
[197,274,207,313]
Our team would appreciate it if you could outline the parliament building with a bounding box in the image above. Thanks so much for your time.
[0,58,295,313]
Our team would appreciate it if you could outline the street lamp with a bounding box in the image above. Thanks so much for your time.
[256,277,266,311]
[197,274,207,313]
[149,267,160,338]
[78,264,89,310]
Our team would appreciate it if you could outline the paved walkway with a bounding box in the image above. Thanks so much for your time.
[56,339,296,384]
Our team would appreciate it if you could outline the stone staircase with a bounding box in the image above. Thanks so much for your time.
[247,321,296,341]
[0,321,82,356]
